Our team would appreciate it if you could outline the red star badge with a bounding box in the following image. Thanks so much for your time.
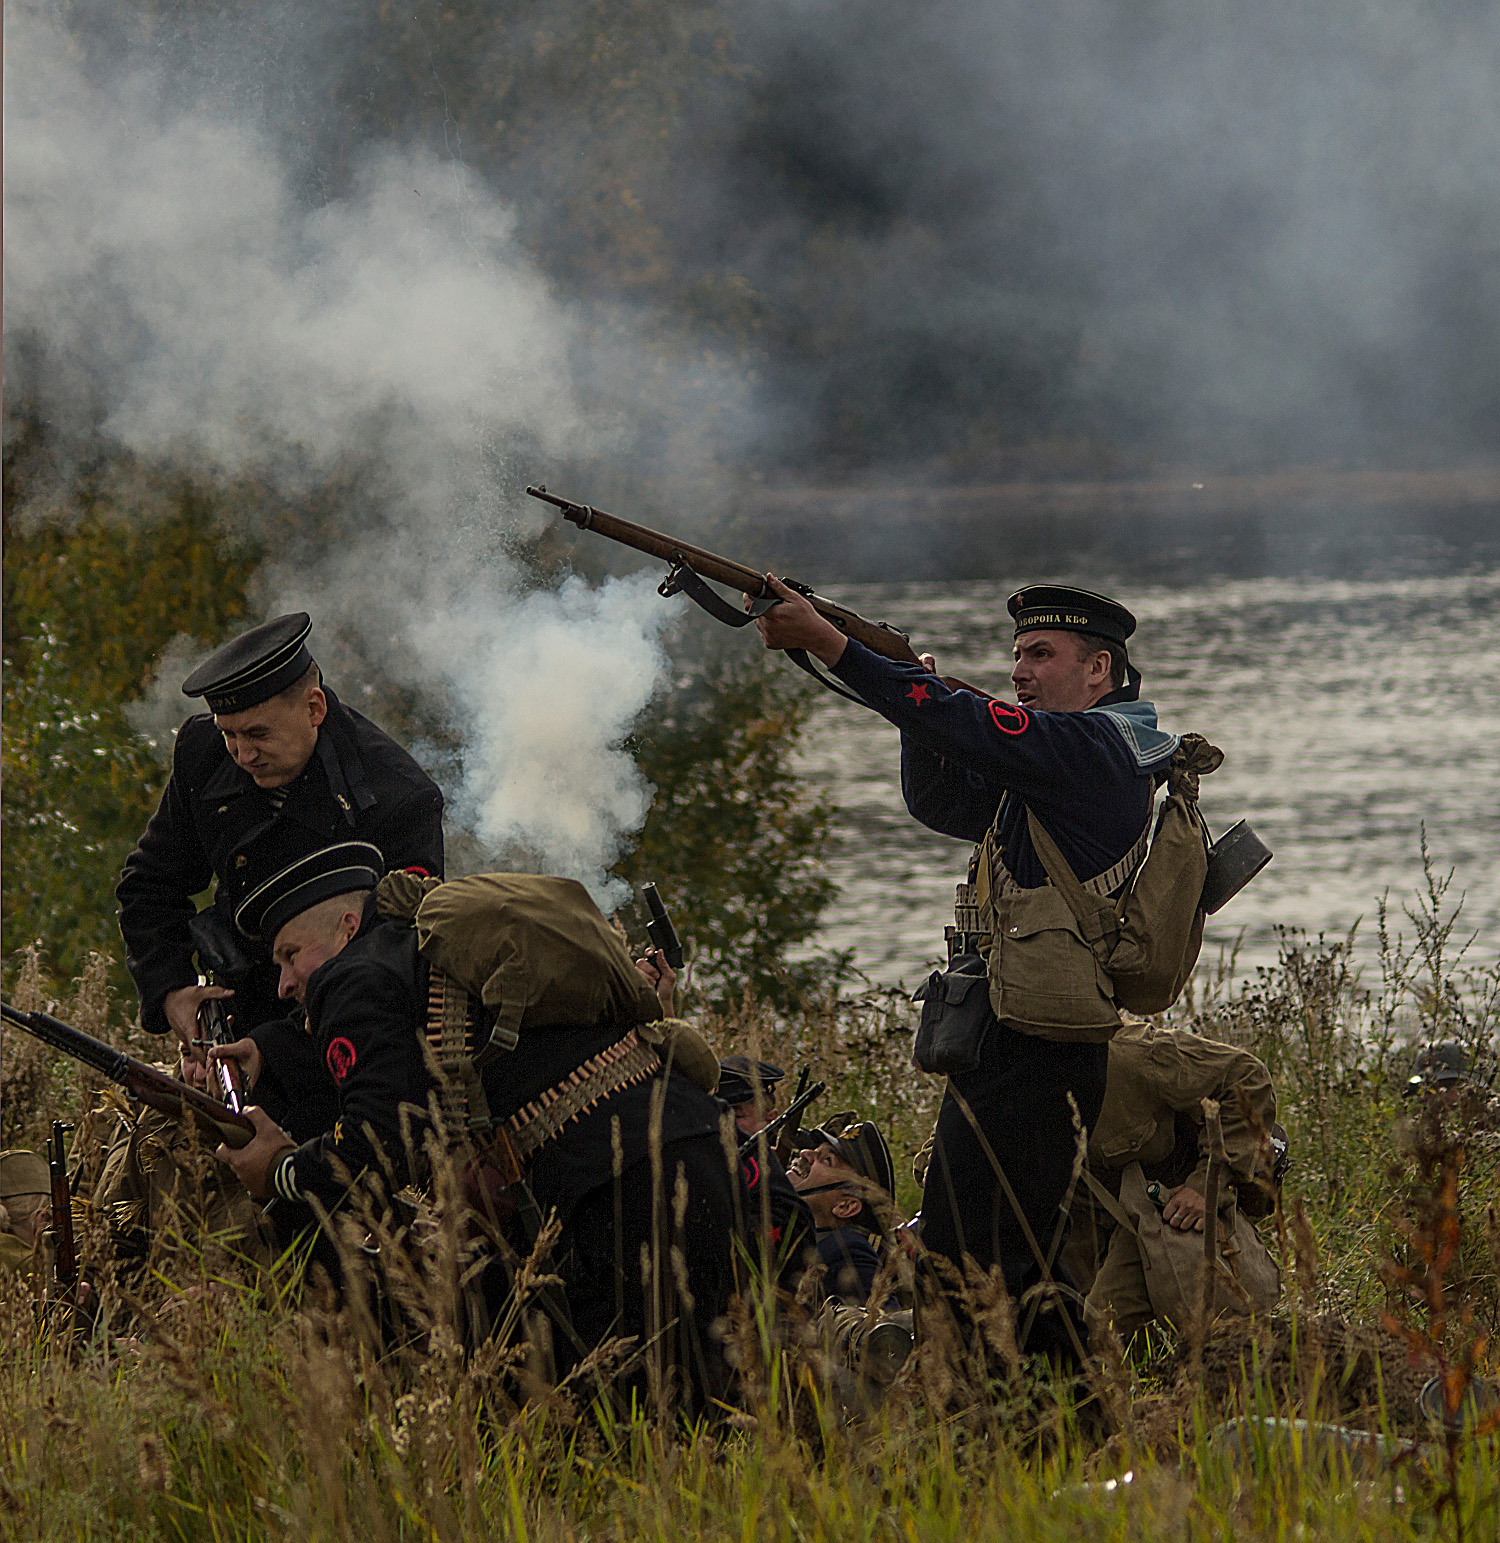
[907,682,931,704]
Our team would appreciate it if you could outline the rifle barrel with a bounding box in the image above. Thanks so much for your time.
[2,1003,256,1150]
[527,486,927,670]
[199,997,245,1114]
[641,882,684,971]
[739,1078,826,1159]
[49,1120,78,1293]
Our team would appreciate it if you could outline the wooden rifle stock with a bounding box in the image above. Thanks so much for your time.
[1,1003,256,1151]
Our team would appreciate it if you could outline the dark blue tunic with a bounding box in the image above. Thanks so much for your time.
[827,636,1181,1362]
[816,1225,884,1305]
[828,638,1167,886]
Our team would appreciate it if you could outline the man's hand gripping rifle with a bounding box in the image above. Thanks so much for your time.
[526,486,986,701]
[1,1003,255,1152]
[739,1068,827,1161]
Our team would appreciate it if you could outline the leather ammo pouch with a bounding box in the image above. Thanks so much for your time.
[912,952,992,1074]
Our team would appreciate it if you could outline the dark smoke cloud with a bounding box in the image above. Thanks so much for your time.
[13,0,1500,479]
[690,0,1500,468]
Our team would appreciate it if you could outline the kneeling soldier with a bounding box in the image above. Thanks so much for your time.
[1061,1021,1283,1345]
[214,842,740,1413]
[0,1151,52,1280]
[117,614,445,1141]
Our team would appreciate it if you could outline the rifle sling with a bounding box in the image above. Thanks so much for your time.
[664,557,871,705]
[1082,1168,1140,1238]
[663,558,777,627]
[784,648,869,704]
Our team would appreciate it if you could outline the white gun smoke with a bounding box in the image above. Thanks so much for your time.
[3,4,708,905]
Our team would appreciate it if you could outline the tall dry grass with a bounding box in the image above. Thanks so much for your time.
[1,850,1497,1541]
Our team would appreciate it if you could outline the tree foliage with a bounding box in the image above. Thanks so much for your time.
[2,434,262,985]
[1,442,838,1003]
[617,648,842,1008]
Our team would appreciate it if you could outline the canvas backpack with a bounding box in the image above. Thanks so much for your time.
[373,871,718,1142]
[1023,733,1224,1017]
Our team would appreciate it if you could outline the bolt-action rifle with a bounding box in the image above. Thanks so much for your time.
[526,486,988,701]
[1,1003,255,1151]
[47,1120,78,1303]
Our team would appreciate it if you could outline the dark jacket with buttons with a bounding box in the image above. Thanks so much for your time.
[116,687,444,1036]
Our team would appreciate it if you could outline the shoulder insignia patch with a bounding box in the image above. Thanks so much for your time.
[326,1036,357,1083]
[989,701,1030,735]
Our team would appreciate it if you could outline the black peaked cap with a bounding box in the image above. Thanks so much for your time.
[809,1118,895,1202]
[717,1055,786,1107]
[235,840,383,942]
[182,613,314,714]
[1008,585,1136,647]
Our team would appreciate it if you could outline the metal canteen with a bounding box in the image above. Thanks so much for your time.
[1200,819,1274,915]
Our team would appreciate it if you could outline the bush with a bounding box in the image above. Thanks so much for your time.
[615,647,844,1009]
[1,451,261,989]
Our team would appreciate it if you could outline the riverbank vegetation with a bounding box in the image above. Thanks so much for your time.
[4,444,1498,1542]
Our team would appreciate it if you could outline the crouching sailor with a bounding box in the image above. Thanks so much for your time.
[213,841,740,1412]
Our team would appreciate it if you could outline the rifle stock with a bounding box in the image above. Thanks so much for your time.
[1,1003,256,1151]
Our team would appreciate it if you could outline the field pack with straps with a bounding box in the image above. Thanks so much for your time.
[931,735,1228,1048]
[374,872,718,1174]
[1020,733,1226,1021]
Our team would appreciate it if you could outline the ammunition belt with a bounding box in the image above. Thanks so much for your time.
[497,1030,661,1173]
[426,968,495,1142]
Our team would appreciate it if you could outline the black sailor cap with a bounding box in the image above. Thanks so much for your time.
[182,613,315,715]
[717,1055,786,1107]
[235,840,383,942]
[1404,1041,1471,1097]
[1007,585,1136,647]
[804,1117,896,1202]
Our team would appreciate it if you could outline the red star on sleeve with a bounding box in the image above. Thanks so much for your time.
[907,682,931,704]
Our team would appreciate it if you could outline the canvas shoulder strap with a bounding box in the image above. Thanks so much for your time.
[1082,1167,1140,1237]
[1022,807,1150,963]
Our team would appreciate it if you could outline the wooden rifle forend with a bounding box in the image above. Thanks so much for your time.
[527,485,936,672]
[1,1003,256,1150]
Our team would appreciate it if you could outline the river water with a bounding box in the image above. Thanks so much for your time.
[795,568,1500,990]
